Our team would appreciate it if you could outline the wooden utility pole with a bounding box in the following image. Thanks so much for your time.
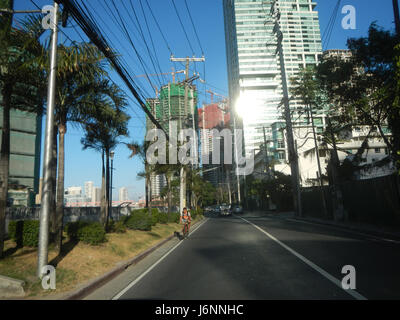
[170,56,205,214]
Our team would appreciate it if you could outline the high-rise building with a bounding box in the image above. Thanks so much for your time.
[0,108,42,206]
[84,181,94,202]
[92,187,101,204]
[64,186,86,206]
[119,187,129,202]
[198,100,231,187]
[223,0,322,156]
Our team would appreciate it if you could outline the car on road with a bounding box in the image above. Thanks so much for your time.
[212,205,221,214]
[219,204,231,216]
[230,204,243,214]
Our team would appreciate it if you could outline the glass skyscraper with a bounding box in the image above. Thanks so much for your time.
[223,0,322,157]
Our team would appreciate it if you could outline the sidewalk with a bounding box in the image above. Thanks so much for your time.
[243,209,400,241]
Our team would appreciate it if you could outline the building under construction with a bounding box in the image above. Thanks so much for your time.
[158,82,198,133]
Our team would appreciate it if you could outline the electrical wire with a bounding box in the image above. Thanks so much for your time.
[59,0,169,137]
[170,0,195,56]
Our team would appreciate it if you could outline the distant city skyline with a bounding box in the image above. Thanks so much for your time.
[65,182,142,202]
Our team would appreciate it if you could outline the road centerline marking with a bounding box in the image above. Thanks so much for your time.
[112,218,209,300]
[238,216,367,300]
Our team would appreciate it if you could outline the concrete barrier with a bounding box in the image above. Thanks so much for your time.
[0,275,25,298]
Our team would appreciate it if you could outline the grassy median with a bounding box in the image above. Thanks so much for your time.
[0,216,203,299]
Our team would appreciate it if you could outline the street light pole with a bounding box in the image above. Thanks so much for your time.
[108,151,115,228]
[37,1,58,277]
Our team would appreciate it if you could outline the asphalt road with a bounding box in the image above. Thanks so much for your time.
[109,212,400,300]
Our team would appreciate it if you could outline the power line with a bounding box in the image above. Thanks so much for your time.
[138,0,167,84]
[183,0,204,55]
[59,0,169,138]
[144,0,174,56]
[170,0,195,56]
[322,0,341,50]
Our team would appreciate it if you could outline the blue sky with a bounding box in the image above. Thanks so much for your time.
[14,0,396,201]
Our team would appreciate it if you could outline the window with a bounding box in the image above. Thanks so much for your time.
[278,151,285,160]
[277,140,285,148]
[375,148,381,153]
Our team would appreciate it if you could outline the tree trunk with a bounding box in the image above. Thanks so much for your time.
[147,176,152,213]
[55,123,66,253]
[105,149,110,230]
[0,84,12,258]
[49,125,58,239]
[144,165,149,208]
[100,151,106,226]
[167,173,172,220]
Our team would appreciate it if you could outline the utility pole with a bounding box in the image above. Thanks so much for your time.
[393,0,400,35]
[271,2,301,216]
[170,56,205,214]
[38,1,58,277]
[232,115,241,204]
[294,140,302,218]
[262,126,269,178]
[326,116,345,221]
[308,105,328,217]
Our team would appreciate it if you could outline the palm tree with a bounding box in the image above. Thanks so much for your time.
[52,44,110,251]
[127,141,154,211]
[81,97,130,230]
[0,7,46,258]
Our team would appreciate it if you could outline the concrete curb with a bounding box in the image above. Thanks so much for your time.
[289,217,400,241]
[0,275,25,298]
[63,218,203,300]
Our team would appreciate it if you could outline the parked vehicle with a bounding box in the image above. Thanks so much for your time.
[231,204,243,214]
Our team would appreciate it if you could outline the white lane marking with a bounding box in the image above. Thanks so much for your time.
[239,216,368,300]
[286,218,400,245]
[112,218,209,300]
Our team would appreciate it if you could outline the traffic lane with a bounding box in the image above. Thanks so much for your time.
[243,216,400,299]
[118,216,352,300]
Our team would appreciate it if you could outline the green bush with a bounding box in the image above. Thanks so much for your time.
[77,222,106,245]
[125,210,152,231]
[108,220,126,233]
[66,221,106,245]
[150,208,160,226]
[8,220,40,247]
[168,212,180,224]
[66,221,89,240]
[158,211,169,224]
